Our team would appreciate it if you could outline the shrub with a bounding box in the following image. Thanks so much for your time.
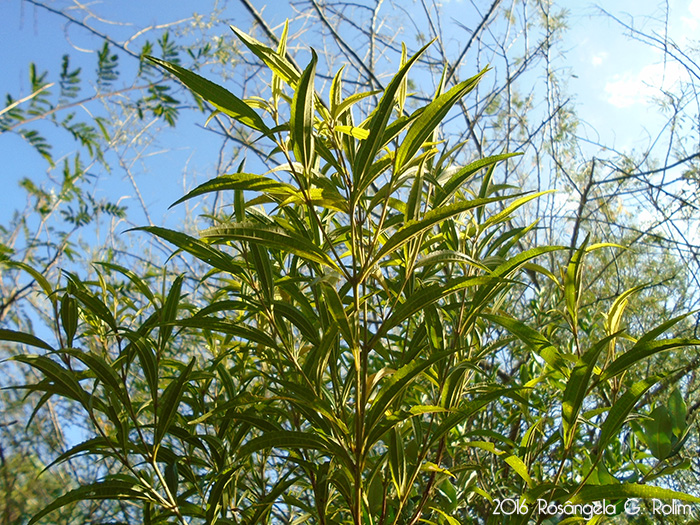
[3,24,699,524]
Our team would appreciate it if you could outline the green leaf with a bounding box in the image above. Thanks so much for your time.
[206,467,239,525]
[600,338,700,382]
[64,349,129,405]
[320,282,354,346]
[482,191,554,229]
[155,357,195,448]
[365,350,453,438]
[238,431,353,470]
[378,276,498,338]
[2,260,54,299]
[13,354,88,409]
[241,472,298,524]
[569,483,700,504]
[427,388,521,448]
[202,222,340,271]
[490,246,565,278]
[504,455,534,488]
[164,461,178,496]
[43,437,120,472]
[273,301,319,345]
[596,375,661,454]
[175,316,278,348]
[290,49,317,173]
[332,91,380,120]
[643,406,674,460]
[564,237,589,331]
[637,311,696,345]
[250,244,274,304]
[69,287,118,332]
[395,69,486,172]
[146,56,268,132]
[170,173,295,207]
[388,427,406,497]
[158,274,184,349]
[668,388,687,437]
[334,125,369,140]
[433,153,522,207]
[482,314,569,377]
[561,333,619,446]
[366,196,510,276]
[353,40,433,186]
[604,285,645,336]
[121,331,158,402]
[230,25,300,86]
[28,478,156,525]
[135,226,242,275]
[95,262,157,306]
[0,329,54,351]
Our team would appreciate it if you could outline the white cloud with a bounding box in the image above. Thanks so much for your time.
[691,0,700,18]
[604,61,686,108]
[591,52,608,67]
[682,0,700,32]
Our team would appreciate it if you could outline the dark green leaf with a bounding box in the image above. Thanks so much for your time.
[155,357,195,447]
[353,40,433,186]
[146,56,268,132]
[203,222,340,271]
[28,478,156,525]
[0,329,54,351]
[170,173,295,208]
[395,69,486,172]
[290,50,317,173]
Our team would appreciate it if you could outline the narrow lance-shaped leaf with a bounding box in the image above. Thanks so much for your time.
[353,39,434,188]
[482,190,555,229]
[320,282,354,346]
[158,274,184,349]
[174,316,279,349]
[377,276,498,339]
[564,236,590,332]
[600,338,700,382]
[596,375,661,454]
[395,68,487,173]
[64,349,130,405]
[482,314,569,377]
[561,333,620,447]
[2,260,55,300]
[28,478,157,525]
[95,262,157,306]
[70,287,118,333]
[0,329,54,351]
[202,222,340,272]
[238,430,354,471]
[433,152,522,208]
[134,226,242,275]
[230,25,301,86]
[146,55,268,132]
[290,49,317,174]
[120,330,158,402]
[569,483,700,505]
[643,406,674,459]
[364,195,511,278]
[12,354,86,405]
[170,173,296,208]
[365,349,453,439]
[504,455,534,488]
[155,357,195,448]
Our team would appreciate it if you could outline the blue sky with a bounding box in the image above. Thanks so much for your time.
[2,0,698,240]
